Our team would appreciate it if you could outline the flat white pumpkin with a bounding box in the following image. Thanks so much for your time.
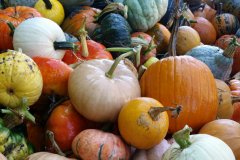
[13,17,66,60]
[68,59,141,122]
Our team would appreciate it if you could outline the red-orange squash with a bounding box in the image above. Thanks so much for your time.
[231,102,240,123]
[140,56,218,134]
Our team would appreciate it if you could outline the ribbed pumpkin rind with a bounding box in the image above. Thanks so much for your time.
[140,56,218,134]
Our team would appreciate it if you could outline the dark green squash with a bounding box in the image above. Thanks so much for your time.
[2,0,38,8]
[64,32,79,43]
[92,26,103,44]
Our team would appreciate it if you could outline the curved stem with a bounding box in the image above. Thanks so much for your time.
[76,16,89,58]
[148,103,182,121]
[43,0,52,9]
[104,45,142,78]
[54,41,80,51]
[46,130,66,156]
[172,125,192,149]
[143,35,156,57]
[7,21,15,36]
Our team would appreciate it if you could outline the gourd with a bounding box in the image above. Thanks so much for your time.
[231,102,240,123]
[204,4,217,21]
[34,0,65,25]
[185,36,240,81]
[159,0,179,26]
[2,0,37,8]
[123,0,168,32]
[68,46,141,123]
[162,125,235,160]
[72,124,131,160]
[199,119,240,160]
[118,97,181,149]
[212,13,240,38]
[0,6,43,50]
[0,50,43,109]
[24,152,78,160]
[12,17,79,60]
[58,0,94,17]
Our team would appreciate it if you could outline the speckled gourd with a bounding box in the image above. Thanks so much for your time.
[185,36,240,81]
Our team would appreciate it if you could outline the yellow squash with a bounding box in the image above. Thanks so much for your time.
[0,50,43,109]
[34,0,65,25]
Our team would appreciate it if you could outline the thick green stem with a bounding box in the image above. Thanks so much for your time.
[172,125,192,149]
[104,45,142,78]
[1,97,35,124]
[53,41,80,51]
[7,21,15,36]
[76,16,89,58]
[223,36,240,58]
[43,0,52,9]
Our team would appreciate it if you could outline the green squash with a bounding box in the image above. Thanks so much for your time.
[64,32,79,43]
[123,0,168,32]
[0,119,34,160]
[58,0,94,17]
[2,0,38,8]
[92,26,103,44]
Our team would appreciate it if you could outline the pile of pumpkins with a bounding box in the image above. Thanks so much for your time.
[0,0,240,159]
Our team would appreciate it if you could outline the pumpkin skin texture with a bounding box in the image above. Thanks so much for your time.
[118,97,169,149]
[0,50,43,109]
[25,152,77,160]
[231,102,240,123]
[215,79,233,119]
[212,13,240,38]
[0,6,43,50]
[215,34,240,77]
[193,17,217,44]
[45,100,102,153]
[140,56,218,134]
[32,56,73,96]
[146,23,171,55]
[61,6,100,38]
[72,129,131,160]
[13,17,66,60]
[34,0,65,25]
[68,59,141,123]
[176,26,201,55]
[123,0,168,32]
[199,119,240,160]
[62,40,113,65]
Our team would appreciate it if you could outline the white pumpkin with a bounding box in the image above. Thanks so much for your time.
[13,17,67,60]
[25,152,77,160]
[162,125,235,160]
[68,58,141,123]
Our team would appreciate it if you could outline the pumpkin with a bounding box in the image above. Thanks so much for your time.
[215,79,234,119]
[61,6,100,38]
[182,8,196,28]
[146,23,171,56]
[123,0,168,32]
[68,47,141,123]
[12,17,78,60]
[231,102,240,123]
[25,152,77,160]
[162,125,235,160]
[183,0,202,6]
[2,0,38,8]
[199,119,240,160]
[118,97,181,149]
[215,29,240,77]
[186,36,240,81]
[45,100,102,153]
[0,6,43,50]
[32,56,73,96]
[212,13,240,38]
[34,0,65,25]
[203,4,217,21]
[71,124,131,160]
[132,139,171,160]
[0,50,42,109]
[192,17,217,44]
[176,26,201,55]
[192,8,206,18]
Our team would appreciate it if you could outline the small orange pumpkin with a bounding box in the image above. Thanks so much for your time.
[231,102,240,123]
[204,4,216,22]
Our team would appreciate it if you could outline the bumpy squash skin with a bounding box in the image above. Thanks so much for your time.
[123,0,168,32]
[186,45,233,81]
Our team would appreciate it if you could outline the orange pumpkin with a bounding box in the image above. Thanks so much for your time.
[140,55,218,134]
[199,119,240,160]
[182,8,196,28]
[192,8,206,18]
[231,102,240,122]
[61,6,100,38]
[204,4,216,22]
[193,17,217,44]
[146,23,171,56]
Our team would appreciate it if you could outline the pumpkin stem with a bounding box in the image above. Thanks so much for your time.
[93,3,128,23]
[172,125,192,149]
[43,0,52,9]
[76,16,89,58]
[53,41,80,51]
[189,2,206,12]
[231,95,240,104]
[46,130,66,156]
[215,3,223,15]
[235,29,240,38]
[148,103,183,121]
[7,21,15,36]
[223,36,240,58]
[104,45,142,78]
[14,1,19,17]
[1,98,35,129]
